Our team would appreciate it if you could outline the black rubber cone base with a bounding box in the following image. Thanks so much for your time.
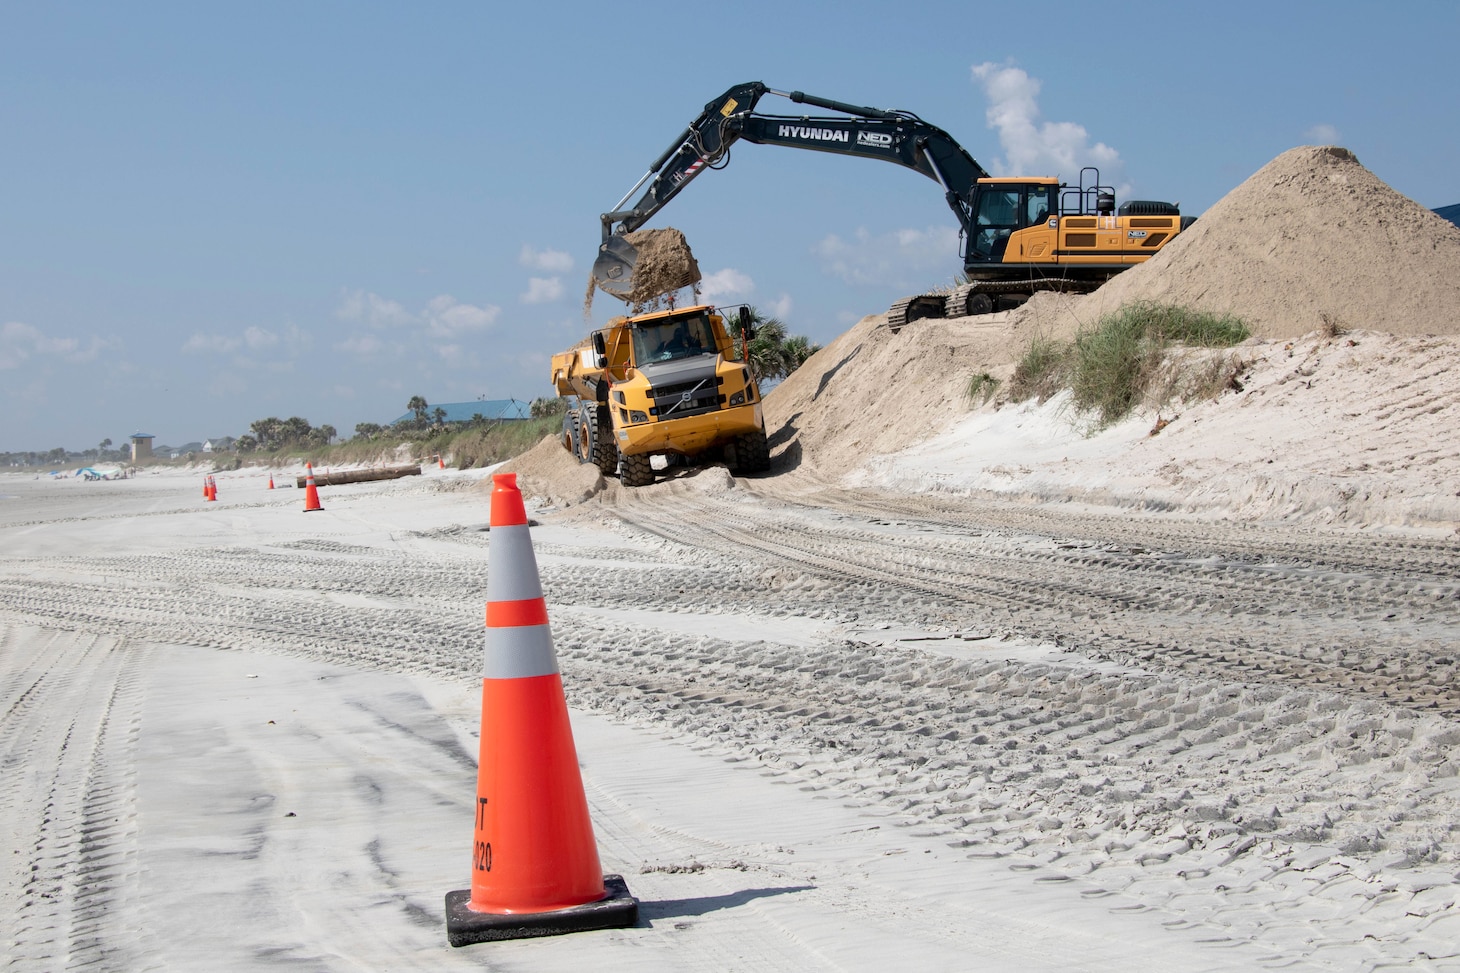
[445,874,638,947]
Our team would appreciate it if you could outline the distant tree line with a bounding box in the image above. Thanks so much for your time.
[3,438,126,468]
[350,395,566,441]
[234,416,336,453]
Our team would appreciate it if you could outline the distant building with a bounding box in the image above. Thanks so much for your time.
[390,399,532,426]
[203,437,235,453]
[1435,204,1460,229]
[130,432,155,463]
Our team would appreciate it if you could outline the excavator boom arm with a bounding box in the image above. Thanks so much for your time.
[599,82,990,242]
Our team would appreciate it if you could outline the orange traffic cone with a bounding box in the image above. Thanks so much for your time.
[302,463,323,512]
[438,455,446,470]
[202,478,209,499]
[268,474,275,490]
[445,473,636,946]
[211,476,219,501]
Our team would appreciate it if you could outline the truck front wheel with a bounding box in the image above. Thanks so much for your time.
[620,450,655,487]
[727,429,770,475]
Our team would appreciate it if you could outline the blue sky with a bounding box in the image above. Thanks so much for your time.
[3,1,1456,453]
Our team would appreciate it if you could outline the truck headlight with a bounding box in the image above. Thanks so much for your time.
[629,410,648,423]
[728,391,745,406]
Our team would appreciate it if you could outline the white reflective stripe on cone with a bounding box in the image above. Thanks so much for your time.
[484,623,559,679]
[487,524,544,603]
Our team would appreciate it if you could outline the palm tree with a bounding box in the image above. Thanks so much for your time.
[251,417,284,451]
[281,417,312,445]
[726,306,820,383]
[781,335,821,373]
[407,396,429,427]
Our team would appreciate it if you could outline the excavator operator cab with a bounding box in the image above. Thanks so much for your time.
[968,179,1058,263]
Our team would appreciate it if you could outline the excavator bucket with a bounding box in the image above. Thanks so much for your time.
[592,234,640,300]
[591,228,702,305]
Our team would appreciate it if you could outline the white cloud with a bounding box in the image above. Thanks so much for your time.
[182,332,242,355]
[1305,123,1340,144]
[336,334,384,356]
[698,268,755,303]
[336,289,499,339]
[813,225,960,288]
[243,326,278,350]
[424,295,500,337]
[519,245,574,274]
[766,294,793,320]
[184,324,307,361]
[971,61,1126,192]
[2,321,110,368]
[521,277,564,304]
[335,289,416,329]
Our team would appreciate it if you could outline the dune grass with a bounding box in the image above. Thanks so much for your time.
[965,371,1001,405]
[1011,302,1249,427]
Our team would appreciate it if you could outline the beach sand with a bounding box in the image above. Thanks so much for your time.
[4,464,1458,971]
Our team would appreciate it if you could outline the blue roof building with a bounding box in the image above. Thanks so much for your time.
[391,399,532,426]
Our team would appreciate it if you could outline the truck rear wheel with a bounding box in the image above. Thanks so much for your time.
[620,450,654,487]
[574,404,595,465]
[561,411,579,455]
[577,404,618,476]
[727,429,770,475]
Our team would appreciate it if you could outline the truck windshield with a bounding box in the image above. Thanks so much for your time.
[633,313,714,363]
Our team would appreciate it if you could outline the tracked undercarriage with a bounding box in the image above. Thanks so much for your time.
[887,278,1104,333]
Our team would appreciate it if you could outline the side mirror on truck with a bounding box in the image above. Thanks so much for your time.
[738,305,755,341]
[592,332,607,369]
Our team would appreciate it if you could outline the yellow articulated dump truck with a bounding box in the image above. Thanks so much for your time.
[550,303,769,487]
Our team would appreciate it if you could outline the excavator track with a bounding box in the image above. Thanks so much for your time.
[891,278,1106,332]
[886,293,946,334]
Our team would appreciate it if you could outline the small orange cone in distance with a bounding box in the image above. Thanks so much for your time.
[445,472,637,946]
[268,474,275,490]
[302,463,323,512]
[438,455,446,470]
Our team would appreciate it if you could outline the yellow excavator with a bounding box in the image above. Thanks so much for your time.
[592,82,1194,331]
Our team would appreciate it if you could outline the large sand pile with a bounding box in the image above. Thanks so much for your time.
[763,309,1039,479]
[765,145,1460,484]
[505,433,607,507]
[1079,146,1460,338]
